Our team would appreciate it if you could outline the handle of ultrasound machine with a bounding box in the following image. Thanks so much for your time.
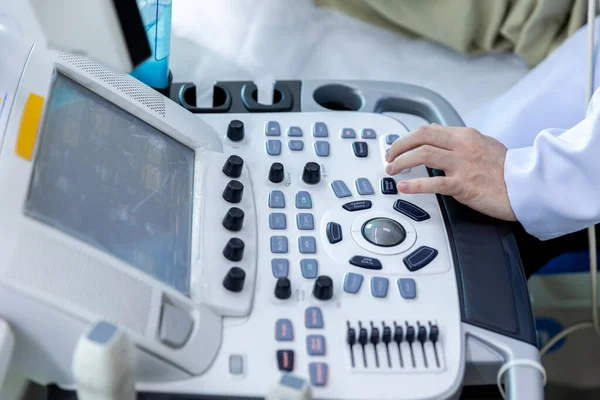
[302,79,544,400]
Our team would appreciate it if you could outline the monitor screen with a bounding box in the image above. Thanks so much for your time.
[25,72,195,295]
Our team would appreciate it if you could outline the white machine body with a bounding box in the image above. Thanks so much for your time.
[0,31,464,399]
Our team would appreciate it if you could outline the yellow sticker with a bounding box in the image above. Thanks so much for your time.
[15,93,44,161]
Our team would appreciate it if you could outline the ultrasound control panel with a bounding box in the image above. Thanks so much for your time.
[165,111,465,400]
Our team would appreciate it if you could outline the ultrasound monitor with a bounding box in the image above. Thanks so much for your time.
[24,73,195,295]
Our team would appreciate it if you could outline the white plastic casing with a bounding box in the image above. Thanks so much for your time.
[0,30,463,400]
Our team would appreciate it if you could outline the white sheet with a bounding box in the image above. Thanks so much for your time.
[170,0,531,127]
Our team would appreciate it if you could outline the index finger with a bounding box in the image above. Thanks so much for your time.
[385,124,459,162]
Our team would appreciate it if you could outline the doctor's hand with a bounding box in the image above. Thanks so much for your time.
[385,124,517,222]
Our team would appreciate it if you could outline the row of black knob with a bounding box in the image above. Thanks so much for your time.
[223,154,321,185]
[275,275,334,301]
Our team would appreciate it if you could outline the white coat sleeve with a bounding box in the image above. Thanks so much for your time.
[504,89,600,240]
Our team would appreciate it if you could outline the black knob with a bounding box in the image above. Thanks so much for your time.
[269,162,285,183]
[223,238,245,261]
[223,267,245,292]
[312,275,333,300]
[222,180,244,203]
[227,119,245,142]
[429,324,439,343]
[222,207,245,231]
[222,155,244,178]
[382,325,392,344]
[417,324,427,344]
[302,162,321,184]
[274,277,292,300]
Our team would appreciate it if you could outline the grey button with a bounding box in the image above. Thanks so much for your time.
[341,128,356,138]
[288,126,303,137]
[361,128,377,139]
[296,191,312,209]
[313,122,328,137]
[266,121,281,136]
[306,335,326,355]
[331,180,352,198]
[314,141,330,157]
[266,140,282,155]
[88,321,117,345]
[229,354,244,375]
[269,190,285,208]
[158,303,193,348]
[269,213,287,230]
[343,273,364,294]
[308,362,328,386]
[276,318,293,341]
[355,178,374,195]
[271,236,289,253]
[272,259,289,278]
[305,307,323,328]
[371,277,389,298]
[288,140,304,151]
[296,213,314,230]
[386,134,399,144]
[299,236,316,254]
[398,278,417,299]
[300,259,318,278]
[280,374,307,390]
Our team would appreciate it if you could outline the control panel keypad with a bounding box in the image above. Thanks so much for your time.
[300,259,318,278]
[272,259,289,278]
[266,139,282,155]
[288,140,304,151]
[314,141,330,157]
[269,213,287,230]
[271,236,289,254]
[299,236,317,254]
[297,213,314,230]
[269,190,285,208]
[295,191,312,209]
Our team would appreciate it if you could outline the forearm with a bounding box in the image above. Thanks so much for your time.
[505,109,600,240]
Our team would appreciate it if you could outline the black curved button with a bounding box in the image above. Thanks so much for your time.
[393,199,430,222]
[326,222,342,244]
[403,246,438,272]
[342,200,372,212]
[349,256,382,270]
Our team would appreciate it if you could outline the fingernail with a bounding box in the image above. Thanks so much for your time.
[386,164,393,174]
[398,181,409,191]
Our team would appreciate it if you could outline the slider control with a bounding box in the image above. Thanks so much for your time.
[405,322,416,368]
[358,322,368,368]
[429,322,440,368]
[417,322,428,368]
[393,322,404,368]
[382,323,392,368]
[370,322,380,368]
[346,321,356,368]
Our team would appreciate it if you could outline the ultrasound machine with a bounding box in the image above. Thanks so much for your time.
[0,2,546,399]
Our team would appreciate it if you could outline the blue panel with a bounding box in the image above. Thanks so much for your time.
[288,140,304,151]
[269,190,286,208]
[287,126,303,137]
[355,178,374,195]
[371,277,389,298]
[271,236,289,254]
[87,321,117,345]
[308,362,328,386]
[269,213,287,230]
[331,180,352,198]
[306,335,326,355]
[272,258,289,278]
[313,122,328,137]
[296,213,314,230]
[280,373,306,390]
[398,278,417,299]
[266,140,282,155]
[298,236,316,254]
[314,141,330,157]
[295,191,313,209]
[343,272,364,294]
[340,128,356,138]
[275,319,293,341]
[301,259,319,279]
[305,307,324,328]
[265,121,281,136]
